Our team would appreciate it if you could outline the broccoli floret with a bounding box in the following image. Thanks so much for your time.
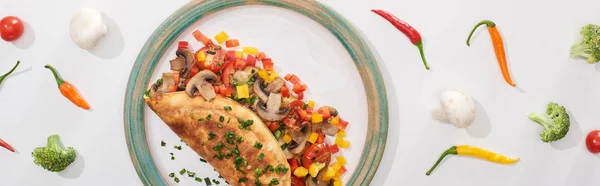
[32,134,76,172]
[528,102,570,143]
[570,24,600,64]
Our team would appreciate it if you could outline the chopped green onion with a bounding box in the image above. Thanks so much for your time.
[174,145,182,150]
[179,168,186,175]
[254,168,263,177]
[195,177,203,182]
[254,142,263,149]
[224,106,232,111]
[208,132,216,140]
[174,177,180,183]
[270,178,280,185]
[205,177,212,185]
[200,158,207,163]
[258,153,264,161]
[206,114,212,120]
[169,173,175,177]
[161,141,166,146]
[219,116,225,122]
[238,178,248,183]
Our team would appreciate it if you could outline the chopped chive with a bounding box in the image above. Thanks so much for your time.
[206,114,212,120]
[170,152,174,155]
[213,142,224,151]
[200,158,207,163]
[236,136,243,143]
[258,153,264,161]
[190,112,196,119]
[174,177,180,183]
[205,177,212,185]
[195,177,203,182]
[187,171,196,177]
[254,142,263,149]
[161,141,166,146]
[171,156,175,160]
[174,145,182,150]
[202,142,205,146]
[254,168,263,177]
[208,132,216,140]
[179,168,186,175]
[198,118,205,121]
[238,178,248,183]
[207,50,216,55]
[218,124,223,128]
[169,173,175,177]
[224,106,232,111]
[281,143,288,150]
[270,178,280,185]
[274,130,282,140]
[219,116,225,122]
[213,179,220,185]
[227,117,231,123]
[237,118,244,123]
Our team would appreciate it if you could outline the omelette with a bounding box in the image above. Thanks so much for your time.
[145,91,291,186]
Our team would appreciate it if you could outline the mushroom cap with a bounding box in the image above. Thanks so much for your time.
[439,89,476,128]
[70,8,107,50]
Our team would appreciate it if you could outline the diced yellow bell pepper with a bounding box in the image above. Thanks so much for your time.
[258,69,269,80]
[197,51,206,61]
[307,132,318,144]
[330,116,340,125]
[309,163,326,178]
[336,156,347,165]
[335,137,351,149]
[321,167,336,181]
[308,100,315,109]
[235,51,244,59]
[282,134,292,143]
[311,114,323,124]
[242,46,259,55]
[333,180,342,186]
[337,130,346,138]
[214,31,229,44]
[334,171,342,181]
[236,84,250,99]
[330,163,342,172]
[266,71,278,82]
[293,167,309,177]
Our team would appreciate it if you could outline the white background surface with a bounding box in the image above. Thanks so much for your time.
[1,0,600,186]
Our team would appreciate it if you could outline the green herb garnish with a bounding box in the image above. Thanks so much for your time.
[205,177,212,185]
[206,50,216,55]
[269,178,280,186]
[224,106,232,111]
[208,132,216,140]
[213,142,224,151]
[161,141,166,146]
[238,178,248,183]
[258,153,264,161]
[219,116,225,122]
[280,143,288,150]
[179,168,186,175]
[205,114,212,120]
[174,177,180,183]
[174,145,182,150]
[254,168,263,177]
[224,132,235,145]
[187,171,196,177]
[200,158,207,163]
[169,173,175,177]
[195,177,203,182]
[254,142,263,149]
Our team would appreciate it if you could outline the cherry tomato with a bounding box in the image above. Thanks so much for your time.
[0,16,24,42]
[291,176,305,186]
[196,46,225,73]
[586,130,600,154]
[302,143,331,168]
[288,159,300,173]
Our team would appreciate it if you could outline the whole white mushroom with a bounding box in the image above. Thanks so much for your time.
[70,8,107,50]
[431,89,476,128]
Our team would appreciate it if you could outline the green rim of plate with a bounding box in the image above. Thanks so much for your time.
[124,0,388,185]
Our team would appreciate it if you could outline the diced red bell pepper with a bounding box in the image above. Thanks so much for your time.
[339,166,347,174]
[306,107,313,114]
[329,144,340,154]
[293,83,307,94]
[338,118,349,130]
[246,55,257,67]
[178,41,189,49]
[317,131,325,144]
[281,85,289,97]
[288,74,301,84]
[189,64,200,77]
[298,109,310,121]
[225,39,240,48]
[288,159,300,173]
[221,62,235,85]
[268,122,280,131]
[318,107,331,119]
[234,58,248,69]
[167,85,177,92]
[220,85,233,97]
[297,92,304,100]
[257,52,267,60]
[192,30,213,46]
[284,74,292,81]
[262,58,274,71]
[213,85,222,95]
[225,50,236,63]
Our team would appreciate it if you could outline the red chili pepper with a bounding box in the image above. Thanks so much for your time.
[371,9,430,70]
[0,137,15,152]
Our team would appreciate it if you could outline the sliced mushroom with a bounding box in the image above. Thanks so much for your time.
[185,70,219,101]
[320,122,340,136]
[148,83,160,97]
[306,171,332,186]
[255,94,289,121]
[321,106,339,117]
[254,77,269,102]
[169,57,186,72]
[175,48,195,78]
[233,70,251,83]
[265,78,285,93]
[288,122,311,154]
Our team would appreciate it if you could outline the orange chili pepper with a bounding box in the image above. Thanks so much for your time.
[45,65,90,110]
[466,20,516,87]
